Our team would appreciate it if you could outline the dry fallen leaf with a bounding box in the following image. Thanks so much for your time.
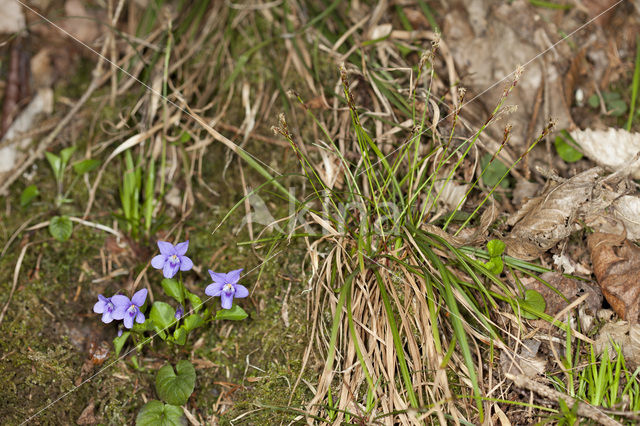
[505,168,602,259]
[0,0,26,34]
[571,128,640,179]
[500,339,546,378]
[442,0,572,146]
[76,398,97,425]
[588,232,640,323]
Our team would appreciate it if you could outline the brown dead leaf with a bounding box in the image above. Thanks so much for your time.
[522,272,602,318]
[76,398,97,425]
[588,232,640,323]
[505,168,603,259]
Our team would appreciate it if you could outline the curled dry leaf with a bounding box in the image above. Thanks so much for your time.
[611,196,640,240]
[588,232,640,323]
[570,128,640,179]
[521,272,602,319]
[505,168,602,260]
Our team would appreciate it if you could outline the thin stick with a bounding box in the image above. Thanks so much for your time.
[0,241,35,325]
[505,373,622,426]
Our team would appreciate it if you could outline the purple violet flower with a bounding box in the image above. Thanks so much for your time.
[151,240,193,279]
[93,295,117,323]
[205,268,248,309]
[112,289,148,329]
[175,304,184,320]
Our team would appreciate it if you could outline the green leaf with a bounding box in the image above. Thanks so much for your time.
[132,318,156,333]
[45,152,62,181]
[20,185,39,207]
[49,215,73,242]
[60,146,77,165]
[161,279,184,305]
[173,327,187,346]
[155,360,196,406]
[136,400,185,426]
[486,239,505,257]
[185,291,203,313]
[72,158,100,175]
[113,331,130,357]
[179,131,191,143]
[182,313,204,332]
[519,289,546,320]
[484,257,503,275]
[554,133,583,163]
[149,302,176,329]
[215,305,248,321]
[588,94,600,108]
[480,154,510,188]
[608,99,627,117]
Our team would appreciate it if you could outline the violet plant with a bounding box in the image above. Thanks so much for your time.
[93,239,250,425]
[93,239,249,355]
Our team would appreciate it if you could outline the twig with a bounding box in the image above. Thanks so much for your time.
[505,373,622,426]
[0,241,35,325]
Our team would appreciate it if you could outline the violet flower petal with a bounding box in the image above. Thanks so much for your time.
[163,261,179,278]
[220,292,233,309]
[234,284,249,299]
[227,268,243,283]
[179,256,193,271]
[157,241,177,256]
[151,254,166,269]
[123,314,134,329]
[175,241,189,256]
[93,300,105,314]
[205,282,224,297]
[131,289,148,307]
[111,295,131,319]
[102,312,114,323]
[208,270,227,284]
[135,311,145,324]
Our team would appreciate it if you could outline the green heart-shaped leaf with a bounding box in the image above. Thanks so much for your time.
[215,305,248,321]
[182,313,204,332]
[484,257,503,275]
[156,360,196,406]
[554,133,583,163]
[185,291,203,313]
[486,239,506,257]
[519,289,546,320]
[150,302,176,329]
[161,279,185,305]
[136,400,185,426]
[173,327,187,346]
[49,215,73,242]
